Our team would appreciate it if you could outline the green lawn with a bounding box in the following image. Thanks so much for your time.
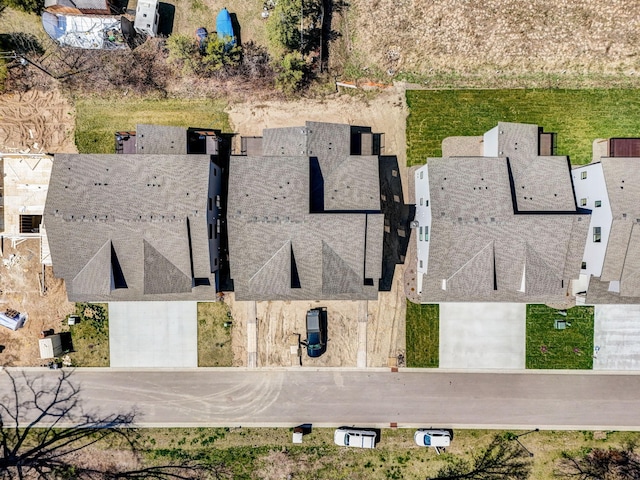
[197,302,233,367]
[66,303,110,367]
[526,305,594,370]
[405,301,439,368]
[74,96,231,153]
[406,89,640,166]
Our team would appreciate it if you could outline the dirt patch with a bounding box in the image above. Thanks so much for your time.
[0,88,77,153]
[227,89,409,367]
[0,238,75,366]
[228,86,408,185]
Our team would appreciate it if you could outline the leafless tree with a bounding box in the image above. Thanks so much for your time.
[555,446,640,480]
[0,369,227,480]
[429,434,532,480]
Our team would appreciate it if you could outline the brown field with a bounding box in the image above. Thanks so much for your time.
[334,0,640,87]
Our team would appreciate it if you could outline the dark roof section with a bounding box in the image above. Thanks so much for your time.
[136,125,188,154]
[44,154,217,301]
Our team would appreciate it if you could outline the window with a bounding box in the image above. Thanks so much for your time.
[595,200,602,208]
[419,260,423,268]
[581,261,587,270]
[581,171,587,180]
[420,198,423,206]
[420,171,424,179]
[593,227,601,243]
[425,200,429,207]
[580,198,587,206]
[419,226,423,241]
[424,226,429,241]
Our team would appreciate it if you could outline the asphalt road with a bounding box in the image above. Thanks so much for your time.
[3,368,640,430]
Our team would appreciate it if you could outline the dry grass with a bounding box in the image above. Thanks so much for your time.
[334,0,640,88]
[140,427,640,480]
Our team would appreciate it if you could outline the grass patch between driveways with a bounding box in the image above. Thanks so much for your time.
[197,302,233,367]
[526,305,594,370]
[406,89,640,166]
[66,303,109,367]
[74,96,230,153]
[406,301,439,368]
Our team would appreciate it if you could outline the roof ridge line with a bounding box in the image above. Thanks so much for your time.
[248,240,290,284]
[72,238,111,285]
[446,241,493,282]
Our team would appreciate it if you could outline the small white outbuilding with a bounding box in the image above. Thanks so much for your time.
[39,334,63,359]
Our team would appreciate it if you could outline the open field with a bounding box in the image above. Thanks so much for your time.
[341,0,640,89]
[526,305,594,370]
[74,96,230,153]
[140,427,640,480]
[405,302,439,368]
[406,89,640,166]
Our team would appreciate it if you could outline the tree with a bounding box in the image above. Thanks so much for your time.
[165,34,199,75]
[0,0,44,14]
[266,0,303,54]
[555,446,640,480]
[202,37,241,73]
[275,51,305,94]
[0,369,221,479]
[429,434,533,480]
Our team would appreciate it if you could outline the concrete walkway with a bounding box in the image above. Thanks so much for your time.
[357,300,368,368]
[246,301,257,368]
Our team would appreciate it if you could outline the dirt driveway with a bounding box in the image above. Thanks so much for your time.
[226,88,409,367]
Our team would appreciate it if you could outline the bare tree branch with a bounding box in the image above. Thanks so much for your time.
[0,370,225,479]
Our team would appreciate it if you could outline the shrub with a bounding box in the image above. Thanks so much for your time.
[275,51,305,94]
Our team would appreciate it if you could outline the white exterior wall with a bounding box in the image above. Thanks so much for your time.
[135,0,159,36]
[414,164,431,295]
[483,126,499,157]
[571,163,612,279]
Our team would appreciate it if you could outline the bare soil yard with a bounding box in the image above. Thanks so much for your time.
[226,88,409,367]
[0,89,76,153]
[0,238,75,366]
[0,88,77,365]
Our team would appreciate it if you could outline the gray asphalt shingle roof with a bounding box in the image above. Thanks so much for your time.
[420,149,589,303]
[44,154,217,301]
[598,157,640,297]
[228,122,383,301]
[496,122,576,212]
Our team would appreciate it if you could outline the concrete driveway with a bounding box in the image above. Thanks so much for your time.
[109,301,198,368]
[439,303,526,369]
[594,305,640,370]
